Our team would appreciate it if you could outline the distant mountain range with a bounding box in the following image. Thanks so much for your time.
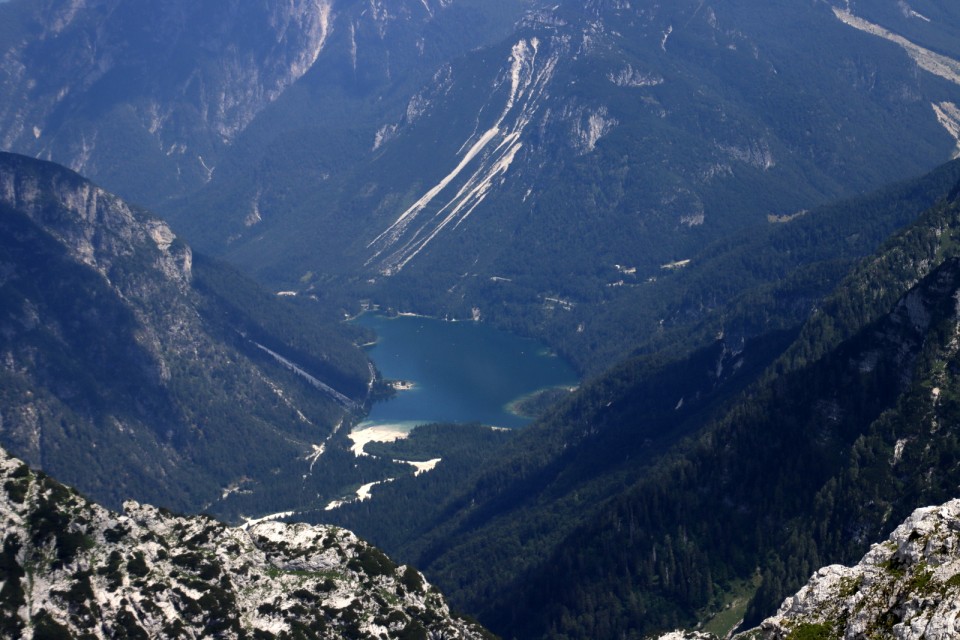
[7,2,960,640]
[0,0,523,208]
[4,1,960,371]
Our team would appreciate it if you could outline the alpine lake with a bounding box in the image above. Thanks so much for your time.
[352,313,579,440]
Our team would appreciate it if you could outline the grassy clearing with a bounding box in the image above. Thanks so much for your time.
[700,577,761,638]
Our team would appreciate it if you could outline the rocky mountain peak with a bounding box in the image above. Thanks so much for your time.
[0,0,339,201]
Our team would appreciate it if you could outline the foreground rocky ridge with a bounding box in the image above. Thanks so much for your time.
[657,500,960,639]
[747,499,960,639]
[0,445,491,639]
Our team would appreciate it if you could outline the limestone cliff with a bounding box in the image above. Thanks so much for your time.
[744,500,960,639]
[0,445,491,639]
[655,500,960,639]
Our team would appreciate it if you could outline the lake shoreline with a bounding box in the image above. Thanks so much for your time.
[352,312,579,429]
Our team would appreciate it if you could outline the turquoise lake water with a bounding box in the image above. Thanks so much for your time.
[354,314,579,429]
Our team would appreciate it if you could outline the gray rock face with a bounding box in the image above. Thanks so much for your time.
[0,0,511,209]
[0,445,490,639]
[0,0,335,193]
[654,500,960,640]
[0,152,192,286]
[750,500,960,640]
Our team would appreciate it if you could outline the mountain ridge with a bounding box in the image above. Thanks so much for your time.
[0,151,385,520]
[0,0,527,209]
[7,3,960,639]
[0,443,494,640]
[191,0,960,373]
[6,0,960,377]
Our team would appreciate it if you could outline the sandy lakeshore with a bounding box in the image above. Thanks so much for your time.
[348,421,421,457]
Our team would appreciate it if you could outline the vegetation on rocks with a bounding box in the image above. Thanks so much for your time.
[0,446,493,640]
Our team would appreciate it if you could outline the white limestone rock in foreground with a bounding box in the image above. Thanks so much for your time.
[654,500,960,640]
[749,500,960,639]
[0,447,491,639]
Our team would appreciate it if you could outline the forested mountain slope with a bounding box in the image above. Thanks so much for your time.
[200,0,960,367]
[7,2,960,639]
[0,152,378,519]
[325,178,960,638]
[565,156,960,370]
